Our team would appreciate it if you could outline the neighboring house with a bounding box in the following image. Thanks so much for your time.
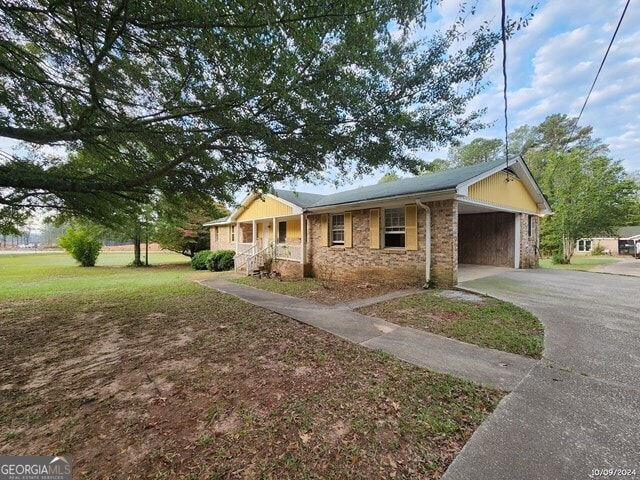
[205,158,552,287]
[575,226,640,255]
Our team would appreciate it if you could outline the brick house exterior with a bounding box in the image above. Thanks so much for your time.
[206,158,551,287]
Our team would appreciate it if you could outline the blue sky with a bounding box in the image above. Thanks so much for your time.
[288,0,640,196]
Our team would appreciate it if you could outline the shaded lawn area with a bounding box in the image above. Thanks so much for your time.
[358,292,544,359]
[539,256,621,271]
[0,254,502,479]
[231,276,417,305]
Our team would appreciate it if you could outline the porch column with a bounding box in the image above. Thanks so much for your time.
[235,222,238,251]
[272,217,277,244]
[300,213,306,263]
[252,220,257,246]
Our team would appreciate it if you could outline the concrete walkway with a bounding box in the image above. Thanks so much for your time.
[445,268,640,480]
[199,278,536,391]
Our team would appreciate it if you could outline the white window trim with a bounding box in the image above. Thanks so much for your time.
[383,207,406,248]
[331,214,345,245]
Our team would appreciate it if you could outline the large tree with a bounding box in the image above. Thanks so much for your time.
[447,137,504,167]
[1,0,514,223]
[538,151,637,262]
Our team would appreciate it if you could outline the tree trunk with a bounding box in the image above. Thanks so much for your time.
[562,234,574,264]
[133,223,142,266]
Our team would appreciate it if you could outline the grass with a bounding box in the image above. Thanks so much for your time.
[0,253,503,478]
[539,255,621,271]
[231,276,417,305]
[359,291,544,358]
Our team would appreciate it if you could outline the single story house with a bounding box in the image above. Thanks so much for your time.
[575,226,640,255]
[205,157,552,287]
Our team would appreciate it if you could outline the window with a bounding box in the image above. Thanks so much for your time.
[278,221,287,243]
[331,214,344,245]
[384,208,405,247]
[230,225,235,242]
[214,226,219,242]
[577,239,592,252]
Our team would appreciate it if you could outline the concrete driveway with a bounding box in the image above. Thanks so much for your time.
[444,268,640,480]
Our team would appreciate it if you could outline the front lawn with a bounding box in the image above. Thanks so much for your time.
[358,291,544,358]
[539,256,621,271]
[0,253,502,478]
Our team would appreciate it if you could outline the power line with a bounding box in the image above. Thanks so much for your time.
[576,0,631,125]
[500,0,509,169]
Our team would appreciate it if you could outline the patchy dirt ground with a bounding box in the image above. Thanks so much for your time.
[232,276,418,305]
[0,271,502,479]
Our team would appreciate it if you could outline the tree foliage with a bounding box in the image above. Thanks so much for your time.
[537,151,637,261]
[447,137,504,167]
[0,0,515,219]
[154,197,228,257]
[377,172,402,184]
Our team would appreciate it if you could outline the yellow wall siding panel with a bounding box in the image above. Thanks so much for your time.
[286,219,301,238]
[320,214,329,247]
[468,173,539,213]
[344,212,353,248]
[369,209,380,249]
[405,204,418,251]
[236,196,294,221]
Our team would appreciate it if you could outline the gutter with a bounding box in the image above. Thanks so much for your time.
[415,200,431,289]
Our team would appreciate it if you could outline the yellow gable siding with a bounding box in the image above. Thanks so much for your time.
[468,173,538,213]
[236,196,294,221]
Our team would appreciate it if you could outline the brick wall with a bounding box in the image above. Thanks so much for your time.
[429,200,458,286]
[518,213,540,268]
[209,225,235,252]
[306,200,458,287]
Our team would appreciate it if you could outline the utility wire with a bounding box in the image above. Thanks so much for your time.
[576,0,630,126]
[501,0,509,170]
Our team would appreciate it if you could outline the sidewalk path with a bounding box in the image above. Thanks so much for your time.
[199,278,536,391]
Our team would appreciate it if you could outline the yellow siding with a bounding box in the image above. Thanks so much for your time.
[344,212,352,248]
[236,196,294,221]
[287,219,301,238]
[468,173,539,213]
[370,209,380,249]
[405,205,418,251]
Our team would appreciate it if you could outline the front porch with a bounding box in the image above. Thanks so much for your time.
[234,215,306,275]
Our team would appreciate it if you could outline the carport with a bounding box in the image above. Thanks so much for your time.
[457,202,519,269]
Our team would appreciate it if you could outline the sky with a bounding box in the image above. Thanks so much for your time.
[2,0,638,202]
[287,0,640,195]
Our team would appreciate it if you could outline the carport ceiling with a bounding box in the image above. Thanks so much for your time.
[458,202,509,215]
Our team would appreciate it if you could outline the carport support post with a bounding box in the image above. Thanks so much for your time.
[416,200,431,288]
[514,214,521,268]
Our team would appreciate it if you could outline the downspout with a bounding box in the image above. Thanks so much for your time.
[415,200,431,289]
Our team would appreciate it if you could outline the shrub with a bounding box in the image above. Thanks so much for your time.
[551,250,570,265]
[191,250,213,270]
[591,243,605,256]
[206,249,236,271]
[58,225,102,267]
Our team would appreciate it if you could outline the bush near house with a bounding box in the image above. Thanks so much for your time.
[190,250,212,270]
[206,249,235,271]
[191,249,236,271]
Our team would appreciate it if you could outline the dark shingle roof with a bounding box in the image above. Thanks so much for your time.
[272,189,326,208]
[203,215,230,226]
[308,159,504,208]
[618,226,640,238]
